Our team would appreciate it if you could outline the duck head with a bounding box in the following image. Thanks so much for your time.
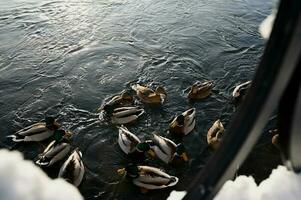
[53,129,65,142]
[155,86,167,96]
[175,143,189,162]
[103,104,114,115]
[136,142,156,157]
[45,117,60,130]
[189,84,199,94]
[54,129,73,142]
[117,163,139,178]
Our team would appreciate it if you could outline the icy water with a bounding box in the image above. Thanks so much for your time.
[0,0,278,199]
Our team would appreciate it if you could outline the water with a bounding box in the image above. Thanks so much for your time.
[0,0,278,199]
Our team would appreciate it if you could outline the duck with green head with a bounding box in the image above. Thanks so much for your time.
[118,126,155,162]
[148,133,189,164]
[117,163,179,193]
[36,129,73,167]
[8,116,60,142]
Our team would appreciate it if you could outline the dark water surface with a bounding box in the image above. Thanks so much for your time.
[0,0,278,199]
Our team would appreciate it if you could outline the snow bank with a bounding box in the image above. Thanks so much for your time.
[0,149,83,200]
[167,191,187,200]
[214,166,301,200]
[167,166,300,200]
[259,10,276,39]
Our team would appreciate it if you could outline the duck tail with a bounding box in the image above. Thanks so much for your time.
[35,155,50,166]
[167,176,179,187]
[117,125,127,130]
[7,135,24,142]
[36,159,50,166]
[137,109,145,117]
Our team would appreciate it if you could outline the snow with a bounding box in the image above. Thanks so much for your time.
[167,191,187,200]
[0,149,83,200]
[259,10,276,39]
[214,166,301,200]
[166,166,301,200]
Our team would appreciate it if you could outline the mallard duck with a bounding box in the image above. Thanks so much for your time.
[148,133,188,164]
[232,81,251,104]
[169,108,196,136]
[207,119,225,150]
[7,117,60,142]
[188,81,213,100]
[35,130,73,167]
[117,164,178,192]
[97,90,134,112]
[118,126,155,160]
[58,148,85,187]
[101,105,145,124]
[131,84,167,104]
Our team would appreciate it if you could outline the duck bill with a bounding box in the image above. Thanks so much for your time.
[117,168,126,175]
[181,153,189,162]
[147,149,156,157]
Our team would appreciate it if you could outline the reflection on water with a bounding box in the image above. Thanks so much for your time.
[0,0,278,199]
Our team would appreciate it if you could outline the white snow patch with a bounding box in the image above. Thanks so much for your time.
[167,190,187,200]
[214,166,301,200]
[259,10,277,39]
[0,149,83,200]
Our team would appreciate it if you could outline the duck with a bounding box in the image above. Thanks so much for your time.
[232,81,251,104]
[118,126,155,161]
[148,133,188,164]
[100,105,145,125]
[7,117,60,142]
[188,81,213,100]
[207,119,225,150]
[97,90,134,112]
[131,84,167,104]
[35,129,73,167]
[58,148,85,187]
[117,163,179,192]
[169,108,196,136]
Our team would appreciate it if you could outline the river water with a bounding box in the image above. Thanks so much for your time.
[0,0,278,199]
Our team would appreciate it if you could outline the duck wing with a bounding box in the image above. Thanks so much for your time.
[207,120,224,143]
[183,108,196,134]
[113,107,141,117]
[36,141,71,166]
[134,166,178,189]
[118,126,140,154]
[59,150,84,187]
[15,123,47,136]
[132,84,154,95]
[151,134,176,163]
